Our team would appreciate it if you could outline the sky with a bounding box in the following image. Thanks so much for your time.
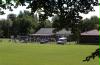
[80,6,99,19]
[0,6,99,20]
[0,5,30,19]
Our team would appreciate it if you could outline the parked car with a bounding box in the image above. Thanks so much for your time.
[40,39,49,44]
[57,37,67,45]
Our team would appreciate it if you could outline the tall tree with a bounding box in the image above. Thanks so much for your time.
[27,0,99,31]
[0,19,12,37]
[81,16,99,32]
[12,11,37,35]
[0,0,99,32]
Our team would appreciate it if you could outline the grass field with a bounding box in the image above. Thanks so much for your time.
[0,39,99,65]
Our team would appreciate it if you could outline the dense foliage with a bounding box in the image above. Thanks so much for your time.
[0,10,52,38]
[80,16,99,32]
[29,0,99,32]
[0,0,99,33]
[0,11,37,37]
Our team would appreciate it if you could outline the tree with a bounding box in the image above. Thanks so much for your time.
[0,0,99,31]
[18,10,31,18]
[28,0,99,33]
[7,14,16,21]
[44,19,52,28]
[81,18,91,32]
[0,19,12,38]
[0,11,37,37]
[12,11,37,35]
[0,0,99,20]
[80,16,99,32]
[90,16,100,24]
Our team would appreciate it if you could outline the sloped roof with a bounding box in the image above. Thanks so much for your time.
[34,28,71,35]
[56,29,71,35]
[36,28,55,35]
[81,29,99,36]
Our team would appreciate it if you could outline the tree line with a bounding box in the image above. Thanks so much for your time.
[0,10,99,38]
[80,16,99,32]
[0,10,52,38]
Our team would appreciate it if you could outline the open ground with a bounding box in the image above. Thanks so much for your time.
[0,39,99,65]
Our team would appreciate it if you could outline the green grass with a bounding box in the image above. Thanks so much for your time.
[0,39,99,65]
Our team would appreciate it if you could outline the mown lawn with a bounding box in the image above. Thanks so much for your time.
[0,39,99,65]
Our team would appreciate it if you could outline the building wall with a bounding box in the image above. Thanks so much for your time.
[30,35,55,42]
[79,35,99,44]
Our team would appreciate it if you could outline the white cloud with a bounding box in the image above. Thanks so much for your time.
[0,3,30,19]
[80,6,99,19]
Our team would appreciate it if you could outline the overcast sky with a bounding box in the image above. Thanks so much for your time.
[0,5,30,19]
[0,6,99,20]
[80,6,99,19]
